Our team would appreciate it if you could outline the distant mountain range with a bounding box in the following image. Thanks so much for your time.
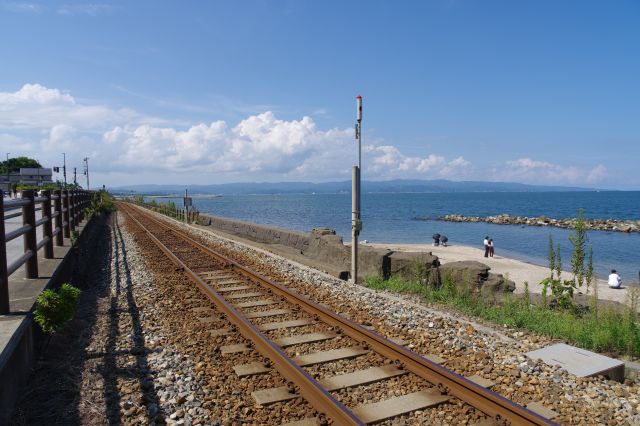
[111,179,597,195]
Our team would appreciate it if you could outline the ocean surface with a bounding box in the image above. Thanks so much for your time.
[153,191,640,284]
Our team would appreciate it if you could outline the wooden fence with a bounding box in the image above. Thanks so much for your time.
[0,189,92,314]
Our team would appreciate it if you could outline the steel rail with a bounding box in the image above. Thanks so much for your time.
[123,202,556,425]
[120,203,365,426]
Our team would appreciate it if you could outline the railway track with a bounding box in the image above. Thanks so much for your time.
[119,202,555,425]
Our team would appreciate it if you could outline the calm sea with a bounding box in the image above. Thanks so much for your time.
[155,191,640,283]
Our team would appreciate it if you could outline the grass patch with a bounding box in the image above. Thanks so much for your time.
[364,275,640,359]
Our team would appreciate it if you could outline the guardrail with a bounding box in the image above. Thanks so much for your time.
[0,189,92,314]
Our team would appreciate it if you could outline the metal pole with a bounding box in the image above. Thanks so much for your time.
[22,190,38,279]
[351,166,360,283]
[62,152,67,189]
[351,95,363,283]
[0,191,9,313]
[84,157,90,190]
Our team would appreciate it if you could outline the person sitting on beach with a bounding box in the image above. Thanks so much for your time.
[608,269,622,289]
[488,238,494,257]
[441,235,448,247]
[483,236,489,257]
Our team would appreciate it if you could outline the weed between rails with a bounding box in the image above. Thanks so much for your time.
[364,275,640,359]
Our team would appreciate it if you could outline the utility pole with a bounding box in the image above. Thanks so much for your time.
[351,95,363,283]
[83,157,90,190]
[62,153,67,189]
[73,167,77,186]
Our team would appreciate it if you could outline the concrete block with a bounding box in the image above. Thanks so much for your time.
[525,343,625,382]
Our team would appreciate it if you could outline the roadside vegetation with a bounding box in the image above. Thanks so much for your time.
[84,190,117,219]
[365,209,640,359]
[33,283,82,334]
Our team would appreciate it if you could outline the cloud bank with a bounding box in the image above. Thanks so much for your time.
[0,83,607,187]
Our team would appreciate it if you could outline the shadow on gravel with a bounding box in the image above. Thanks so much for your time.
[99,223,163,425]
[10,213,163,425]
[10,214,113,425]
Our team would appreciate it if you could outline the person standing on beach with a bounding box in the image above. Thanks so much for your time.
[608,270,622,288]
[488,239,494,257]
[483,236,490,257]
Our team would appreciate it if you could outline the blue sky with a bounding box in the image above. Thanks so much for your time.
[1,1,638,189]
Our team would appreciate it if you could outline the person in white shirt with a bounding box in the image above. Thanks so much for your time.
[483,236,489,257]
[608,270,622,289]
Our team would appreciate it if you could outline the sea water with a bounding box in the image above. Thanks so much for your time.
[156,191,640,283]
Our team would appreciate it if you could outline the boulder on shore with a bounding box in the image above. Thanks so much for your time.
[437,260,515,294]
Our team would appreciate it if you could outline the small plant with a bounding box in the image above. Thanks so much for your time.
[555,242,562,279]
[569,208,587,288]
[585,246,594,294]
[33,283,81,334]
[547,234,555,279]
[523,281,530,306]
[70,229,80,246]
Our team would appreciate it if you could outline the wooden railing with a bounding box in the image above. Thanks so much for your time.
[0,189,92,314]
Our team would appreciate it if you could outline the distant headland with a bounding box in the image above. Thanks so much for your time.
[111,179,602,196]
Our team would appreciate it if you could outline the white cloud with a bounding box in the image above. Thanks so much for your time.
[0,83,473,185]
[2,2,42,13]
[496,157,606,185]
[0,83,144,131]
[57,3,113,16]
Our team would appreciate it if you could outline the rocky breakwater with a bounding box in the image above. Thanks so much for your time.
[440,213,640,233]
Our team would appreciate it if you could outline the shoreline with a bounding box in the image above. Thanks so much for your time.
[365,241,636,308]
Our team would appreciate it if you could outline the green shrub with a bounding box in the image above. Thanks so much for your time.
[84,190,117,219]
[33,283,81,334]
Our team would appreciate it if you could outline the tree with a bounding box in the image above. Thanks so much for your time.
[0,156,42,174]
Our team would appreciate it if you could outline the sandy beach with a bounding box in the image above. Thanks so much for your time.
[366,242,635,308]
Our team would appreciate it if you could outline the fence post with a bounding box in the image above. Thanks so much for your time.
[63,189,70,238]
[54,190,63,245]
[42,190,54,259]
[0,191,9,314]
[70,190,76,231]
[22,190,38,279]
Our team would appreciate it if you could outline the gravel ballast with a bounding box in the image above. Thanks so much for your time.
[11,208,640,425]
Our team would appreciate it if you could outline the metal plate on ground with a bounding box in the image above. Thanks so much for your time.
[235,299,277,308]
[318,365,407,391]
[351,389,449,424]
[208,328,231,337]
[258,319,315,331]
[273,332,337,348]
[465,374,496,388]
[424,354,445,364]
[220,343,251,355]
[198,316,217,324]
[293,347,369,367]
[526,402,559,419]
[525,343,625,382]
[244,309,291,319]
[233,361,271,377]
[252,386,298,405]
[225,292,264,300]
